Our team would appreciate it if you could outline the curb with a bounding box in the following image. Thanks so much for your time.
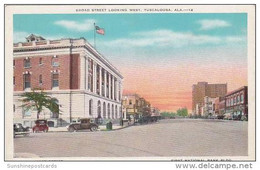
[47,124,134,133]
[100,124,134,131]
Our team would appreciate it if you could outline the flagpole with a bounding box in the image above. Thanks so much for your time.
[94,23,96,48]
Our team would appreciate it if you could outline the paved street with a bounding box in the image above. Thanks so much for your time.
[14,119,248,158]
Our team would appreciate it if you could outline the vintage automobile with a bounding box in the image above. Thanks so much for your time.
[13,123,30,138]
[32,119,49,133]
[66,118,98,132]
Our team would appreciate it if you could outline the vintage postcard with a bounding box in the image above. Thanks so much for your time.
[4,4,255,161]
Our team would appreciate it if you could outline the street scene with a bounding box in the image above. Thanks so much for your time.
[11,9,251,159]
[14,119,248,157]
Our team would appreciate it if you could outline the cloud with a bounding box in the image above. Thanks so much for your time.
[103,29,245,48]
[54,19,96,32]
[13,31,30,43]
[197,19,231,30]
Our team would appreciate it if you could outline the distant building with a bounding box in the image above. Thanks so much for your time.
[192,82,227,115]
[202,96,215,116]
[213,96,225,116]
[151,107,160,117]
[122,94,151,120]
[225,86,248,119]
[13,34,123,127]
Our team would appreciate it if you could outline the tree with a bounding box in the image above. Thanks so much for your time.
[176,107,188,117]
[19,88,60,119]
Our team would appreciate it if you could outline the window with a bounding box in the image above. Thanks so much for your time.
[13,104,15,112]
[13,76,15,86]
[89,100,93,115]
[52,73,59,87]
[97,101,101,118]
[231,98,233,106]
[129,100,132,105]
[241,94,244,103]
[39,58,43,65]
[107,103,110,119]
[51,100,59,118]
[103,102,106,118]
[234,96,236,105]
[39,75,43,85]
[24,58,31,68]
[52,57,59,67]
[24,74,31,89]
[13,60,15,67]
[237,95,240,103]
[23,108,31,117]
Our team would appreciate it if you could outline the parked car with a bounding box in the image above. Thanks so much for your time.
[13,123,30,138]
[217,115,225,119]
[66,118,98,132]
[32,119,49,133]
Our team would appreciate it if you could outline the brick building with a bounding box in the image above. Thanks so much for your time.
[13,34,123,127]
[225,86,248,119]
[122,94,151,120]
[192,82,227,115]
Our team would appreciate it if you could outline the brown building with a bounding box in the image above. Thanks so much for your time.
[122,94,151,119]
[213,96,225,116]
[192,82,227,114]
[225,86,248,119]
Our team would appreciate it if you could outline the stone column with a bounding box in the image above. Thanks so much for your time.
[112,76,114,100]
[85,57,88,90]
[93,62,97,94]
[104,70,107,98]
[99,66,102,96]
[108,73,111,99]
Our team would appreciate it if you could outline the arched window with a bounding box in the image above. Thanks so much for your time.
[112,104,114,119]
[51,100,59,118]
[97,100,101,118]
[115,105,118,119]
[119,106,122,118]
[107,103,110,119]
[103,102,106,118]
[89,99,93,116]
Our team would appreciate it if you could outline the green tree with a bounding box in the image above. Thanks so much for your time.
[176,107,188,117]
[20,88,60,119]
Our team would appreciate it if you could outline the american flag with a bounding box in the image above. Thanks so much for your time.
[95,26,105,35]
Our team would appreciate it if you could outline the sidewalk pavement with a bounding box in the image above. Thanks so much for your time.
[48,122,134,133]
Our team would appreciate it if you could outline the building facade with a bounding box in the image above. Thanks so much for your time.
[213,96,225,116]
[192,82,227,115]
[202,96,215,117]
[13,34,123,127]
[122,94,151,120]
[225,86,248,119]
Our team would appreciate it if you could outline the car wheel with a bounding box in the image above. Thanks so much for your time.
[90,126,98,132]
[68,126,75,132]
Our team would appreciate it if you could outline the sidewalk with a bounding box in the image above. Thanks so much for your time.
[48,122,134,133]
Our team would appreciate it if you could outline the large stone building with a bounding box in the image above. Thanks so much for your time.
[192,82,227,115]
[13,34,123,127]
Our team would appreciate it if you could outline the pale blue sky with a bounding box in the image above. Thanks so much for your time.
[13,13,247,65]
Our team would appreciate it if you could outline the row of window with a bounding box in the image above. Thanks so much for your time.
[13,56,59,68]
[13,73,59,89]
[226,94,244,107]
[89,100,122,119]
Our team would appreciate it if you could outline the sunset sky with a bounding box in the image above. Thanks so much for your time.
[13,13,248,112]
